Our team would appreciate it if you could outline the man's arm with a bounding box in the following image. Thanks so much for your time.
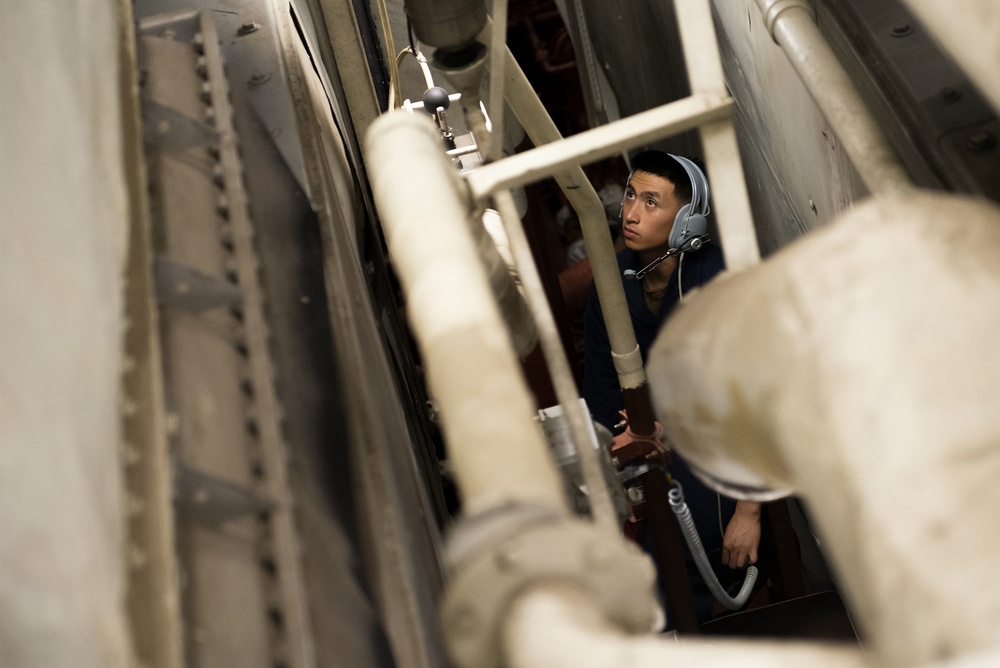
[721,500,761,569]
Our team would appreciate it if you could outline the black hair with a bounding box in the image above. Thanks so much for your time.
[629,150,701,204]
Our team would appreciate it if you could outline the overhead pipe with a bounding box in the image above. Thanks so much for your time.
[402,0,486,56]
[465,93,732,201]
[486,28,660,435]
[674,0,761,271]
[365,111,568,515]
[754,0,912,195]
[474,209,538,357]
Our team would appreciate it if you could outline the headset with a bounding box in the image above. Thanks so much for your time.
[666,154,711,248]
[622,154,712,282]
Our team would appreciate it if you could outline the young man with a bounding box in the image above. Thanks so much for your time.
[581,150,762,621]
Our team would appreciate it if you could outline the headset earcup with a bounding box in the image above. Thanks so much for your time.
[669,203,692,248]
[685,212,708,237]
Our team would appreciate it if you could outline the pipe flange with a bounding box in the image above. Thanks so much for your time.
[759,0,815,43]
[441,508,662,668]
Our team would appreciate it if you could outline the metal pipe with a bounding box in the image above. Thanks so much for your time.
[503,583,866,668]
[403,0,486,52]
[754,0,912,195]
[466,91,733,200]
[675,0,761,271]
[493,190,618,532]
[493,35,650,425]
[365,111,568,515]
[485,0,508,163]
[474,209,538,357]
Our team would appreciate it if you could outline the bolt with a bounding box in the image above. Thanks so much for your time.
[238,21,261,36]
[939,87,962,103]
[967,132,996,152]
[247,71,271,87]
[809,199,817,215]
[212,164,225,188]
[192,33,205,54]
[890,24,913,38]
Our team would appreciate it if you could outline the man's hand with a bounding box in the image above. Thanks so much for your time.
[721,500,761,569]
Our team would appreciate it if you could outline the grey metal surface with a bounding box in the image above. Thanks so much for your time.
[138,10,314,666]
[575,0,702,158]
[818,0,1000,201]
[155,256,244,311]
[133,2,451,667]
[137,0,311,192]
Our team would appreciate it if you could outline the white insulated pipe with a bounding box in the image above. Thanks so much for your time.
[754,0,912,195]
[485,0,509,163]
[365,111,568,515]
[465,92,733,200]
[503,584,866,668]
[494,38,647,393]
[492,190,619,532]
[675,0,761,271]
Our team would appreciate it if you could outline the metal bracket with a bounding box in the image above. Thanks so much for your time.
[155,255,243,310]
[174,463,274,526]
[141,97,219,152]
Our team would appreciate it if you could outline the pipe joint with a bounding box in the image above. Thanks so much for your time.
[757,0,814,43]
[441,505,662,668]
[611,344,645,390]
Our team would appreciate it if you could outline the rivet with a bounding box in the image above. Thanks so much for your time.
[238,21,261,36]
[247,71,271,87]
[890,24,913,38]
[212,164,225,188]
[939,87,962,103]
[967,132,996,152]
[192,33,205,54]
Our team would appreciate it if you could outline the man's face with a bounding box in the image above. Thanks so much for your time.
[621,170,686,256]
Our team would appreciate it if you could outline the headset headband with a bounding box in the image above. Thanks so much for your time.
[667,153,710,217]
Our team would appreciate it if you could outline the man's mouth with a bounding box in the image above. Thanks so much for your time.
[623,226,638,239]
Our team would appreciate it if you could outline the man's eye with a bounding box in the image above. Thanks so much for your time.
[647,199,656,206]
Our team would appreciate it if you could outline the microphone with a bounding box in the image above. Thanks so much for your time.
[623,235,710,281]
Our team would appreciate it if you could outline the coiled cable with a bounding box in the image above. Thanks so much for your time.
[668,481,758,610]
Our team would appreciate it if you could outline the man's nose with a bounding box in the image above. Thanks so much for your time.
[623,200,638,223]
